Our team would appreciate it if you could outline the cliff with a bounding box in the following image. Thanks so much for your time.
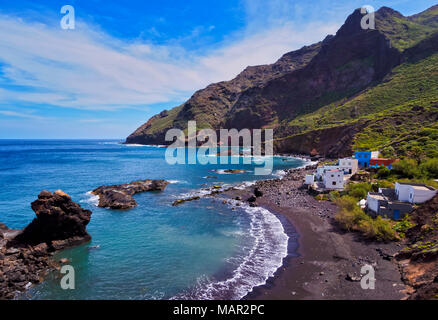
[126,6,438,158]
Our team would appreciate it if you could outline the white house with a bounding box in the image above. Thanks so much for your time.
[395,182,437,204]
[409,185,437,203]
[316,165,338,180]
[316,158,358,181]
[305,174,315,185]
[338,158,359,175]
[367,193,383,213]
[323,169,345,190]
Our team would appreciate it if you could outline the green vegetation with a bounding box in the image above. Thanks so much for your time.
[376,157,438,187]
[345,182,372,200]
[393,215,414,238]
[277,51,438,158]
[130,6,438,159]
[335,196,397,241]
[376,12,438,51]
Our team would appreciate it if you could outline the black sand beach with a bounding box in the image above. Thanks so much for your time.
[226,168,407,300]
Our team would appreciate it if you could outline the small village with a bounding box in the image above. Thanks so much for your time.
[304,151,438,221]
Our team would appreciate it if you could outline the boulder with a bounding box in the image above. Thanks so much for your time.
[14,190,92,248]
[0,190,93,299]
[254,187,263,197]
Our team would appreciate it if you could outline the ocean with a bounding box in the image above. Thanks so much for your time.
[0,139,305,300]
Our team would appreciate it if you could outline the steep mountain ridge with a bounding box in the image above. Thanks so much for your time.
[126,6,438,158]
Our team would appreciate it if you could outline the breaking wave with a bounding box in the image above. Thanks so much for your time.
[171,200,289,300]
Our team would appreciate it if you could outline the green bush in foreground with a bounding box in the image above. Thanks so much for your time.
[335,196,397,242]
[345,182,372,200]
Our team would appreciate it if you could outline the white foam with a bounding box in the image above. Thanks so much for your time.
[80,191,100,207]
[98,141,122,145]
[273,169,287,179]
[168,180,186,184]
[124,144,166,148]
[233,181,256,190]
[172,200,289,300]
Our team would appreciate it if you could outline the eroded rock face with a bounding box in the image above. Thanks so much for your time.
[1,190,92,300]
[14,190,92,248]
[92,179,169,209]
[396,195,438,300]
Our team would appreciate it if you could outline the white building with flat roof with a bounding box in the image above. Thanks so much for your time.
[338,158,359,175]
[323,169,345,190]
[395,182,437,204]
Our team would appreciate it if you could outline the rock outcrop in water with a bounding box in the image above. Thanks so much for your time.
[14,190,92,248]
[0,190,92,300]
[92,179,169,209]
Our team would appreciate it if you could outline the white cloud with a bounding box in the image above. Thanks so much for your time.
[0,109,47,120]
[0,8,341,112]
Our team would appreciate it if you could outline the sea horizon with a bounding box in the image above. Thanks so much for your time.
[0,139,305,300]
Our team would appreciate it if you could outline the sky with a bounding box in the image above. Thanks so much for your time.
[0,0,436,139]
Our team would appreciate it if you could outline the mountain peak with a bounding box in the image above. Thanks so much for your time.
[335,8,365,37]
[376,6,404,18]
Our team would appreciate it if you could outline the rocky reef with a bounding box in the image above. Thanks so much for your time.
[92,179,169,209]
[0,190,92,300]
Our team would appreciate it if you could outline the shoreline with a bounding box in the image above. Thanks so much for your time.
[228,167,407,300]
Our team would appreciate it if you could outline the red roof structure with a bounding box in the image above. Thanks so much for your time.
[369,158,398,167]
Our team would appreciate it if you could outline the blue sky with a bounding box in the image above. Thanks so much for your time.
[0,0,436,139]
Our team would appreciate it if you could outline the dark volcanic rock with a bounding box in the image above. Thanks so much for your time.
[92,179,169,209]
[14,190,91,248]
[1,190,93,300]
[396,195,438,300]
[254,187,263,198]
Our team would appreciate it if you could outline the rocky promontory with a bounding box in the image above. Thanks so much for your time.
[92,179,169,209]
[0,190,92,299]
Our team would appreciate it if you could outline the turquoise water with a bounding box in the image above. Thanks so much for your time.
[0,140,304,300]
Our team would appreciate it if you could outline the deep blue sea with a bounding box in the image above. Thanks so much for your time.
[0,140,306,300]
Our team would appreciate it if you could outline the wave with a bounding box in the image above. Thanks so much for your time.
[168,180,187,184]
[171,200,289,300]
[98,141,123,145]
[123,144,166,148]
[273,169,287,179]
[80,191,100,207]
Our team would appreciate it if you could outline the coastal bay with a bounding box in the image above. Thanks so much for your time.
[0,140,307,300]
[234,168,406,300]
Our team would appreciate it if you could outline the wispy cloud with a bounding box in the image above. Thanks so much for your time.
[0,109,47,120]
[0,7,340,112]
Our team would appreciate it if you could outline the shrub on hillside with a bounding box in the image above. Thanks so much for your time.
[372,180,394,192]
[358,216,397,241]
[420,158,438,179]
[376,167,391,179]
[392,158,421,179]
[335,196,397,242]
[345,182,372,200]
